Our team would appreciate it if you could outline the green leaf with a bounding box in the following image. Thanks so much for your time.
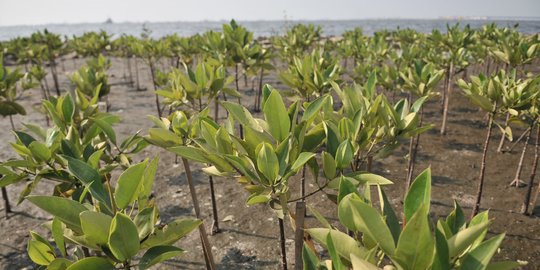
[460,234,505,270]
[108,213,140,262]
[141,218,202,249]
[322,151,337,179]
[403,167,431,222]
[168,146,208,163]
[28,141,52,162]
[349,172,393,185]
[377,186,400,244]
[338,177,358,203]
[139,245,184,270]
[291,152,315,171]
[394,204,434,270]
[335,140,353,169]
[66,257,115,270]
[114,160,148,209]
[52,217,67,257]
[134,207,156,240]
[307,228,369,263]
[80,211,113,245]
[27,239,55,265]
[222,101,263,132]
[26,196,87,233]
[147,128,182,147]
[338,194,396,256]
[447,221,490,258]
[257,143,280,183]
[139,157,159,204]
[14,131,36,147]
[0,100,26,116]
[350,254,380,270]
[433,226,451,270]
[302,243,321,270]
[47,258,73,270]
[92,117,117,145]
[446,200,466,235]
[63,156,111,210]
[62,94,75,123]
[303,95,330,123]
[326,232,345,270]
[263,88,291,142]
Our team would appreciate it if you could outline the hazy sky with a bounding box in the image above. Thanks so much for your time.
[0,0,539,26]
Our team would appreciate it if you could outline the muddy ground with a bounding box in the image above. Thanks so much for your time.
[0,55,539,269]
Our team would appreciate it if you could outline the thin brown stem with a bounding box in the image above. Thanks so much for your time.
[522,125,540,215]
[496,112,510,153]
[294,202,306,270]
[1,186,11,217]
[149,62,162,118]
[471,109,495,218]
[278,217,288,270]
[181,158,215,270]
[300,166,306,202]
[441,62,453,135]
[208,175,220,234]
[505,126,532,153]
[406,108,424,189]
[510,127,531,187]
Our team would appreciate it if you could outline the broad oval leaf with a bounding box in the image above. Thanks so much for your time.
[256,143,280,183]
[66,257,115,270]
[338,194,396,256]
[26,196,87,233]
[80,211,113,246]
[139,245,184,270]
[394,204,434,270]
[403,167,431,222]
[114,160,148,209]
[141,218,202,249]
[108,213,140,262]
[262,88,290,142]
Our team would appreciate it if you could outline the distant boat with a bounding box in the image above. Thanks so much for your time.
[105,18,113,24]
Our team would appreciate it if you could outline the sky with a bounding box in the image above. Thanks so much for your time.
[0,0,539,26]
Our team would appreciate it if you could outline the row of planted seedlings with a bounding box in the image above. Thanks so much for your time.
[0,20,539,269]
[2,21,538,139]
[146,54,528,268]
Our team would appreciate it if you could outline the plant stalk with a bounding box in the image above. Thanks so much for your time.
[510,127,531,188]
[181,158,215,270]
[522,125,540,215]
[1,186,11,217]
[278,217,288,270]
[148,62,162,118]
[294,202,306,270]
[208,175,220,234]
[441,62,453,135]
[471,108,495,218]
[496,112,510,153]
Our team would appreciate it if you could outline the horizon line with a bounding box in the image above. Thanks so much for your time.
[1,16,540,28]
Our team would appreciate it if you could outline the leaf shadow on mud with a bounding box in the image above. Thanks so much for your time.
[432,175,463,187]
[443,139,482,152]
[5,210,49,221]
[160,248,278,270]
[449,117,487,130]
[159,204,194,223]
[167,169,208,187]
[218,247,278,270]
[0,244,31,270]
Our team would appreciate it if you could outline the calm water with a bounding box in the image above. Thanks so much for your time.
[0,19,539,41]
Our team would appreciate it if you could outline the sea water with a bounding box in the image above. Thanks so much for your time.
[0,19,539,41]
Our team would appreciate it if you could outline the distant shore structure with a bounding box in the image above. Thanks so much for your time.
[105,18,113,24]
